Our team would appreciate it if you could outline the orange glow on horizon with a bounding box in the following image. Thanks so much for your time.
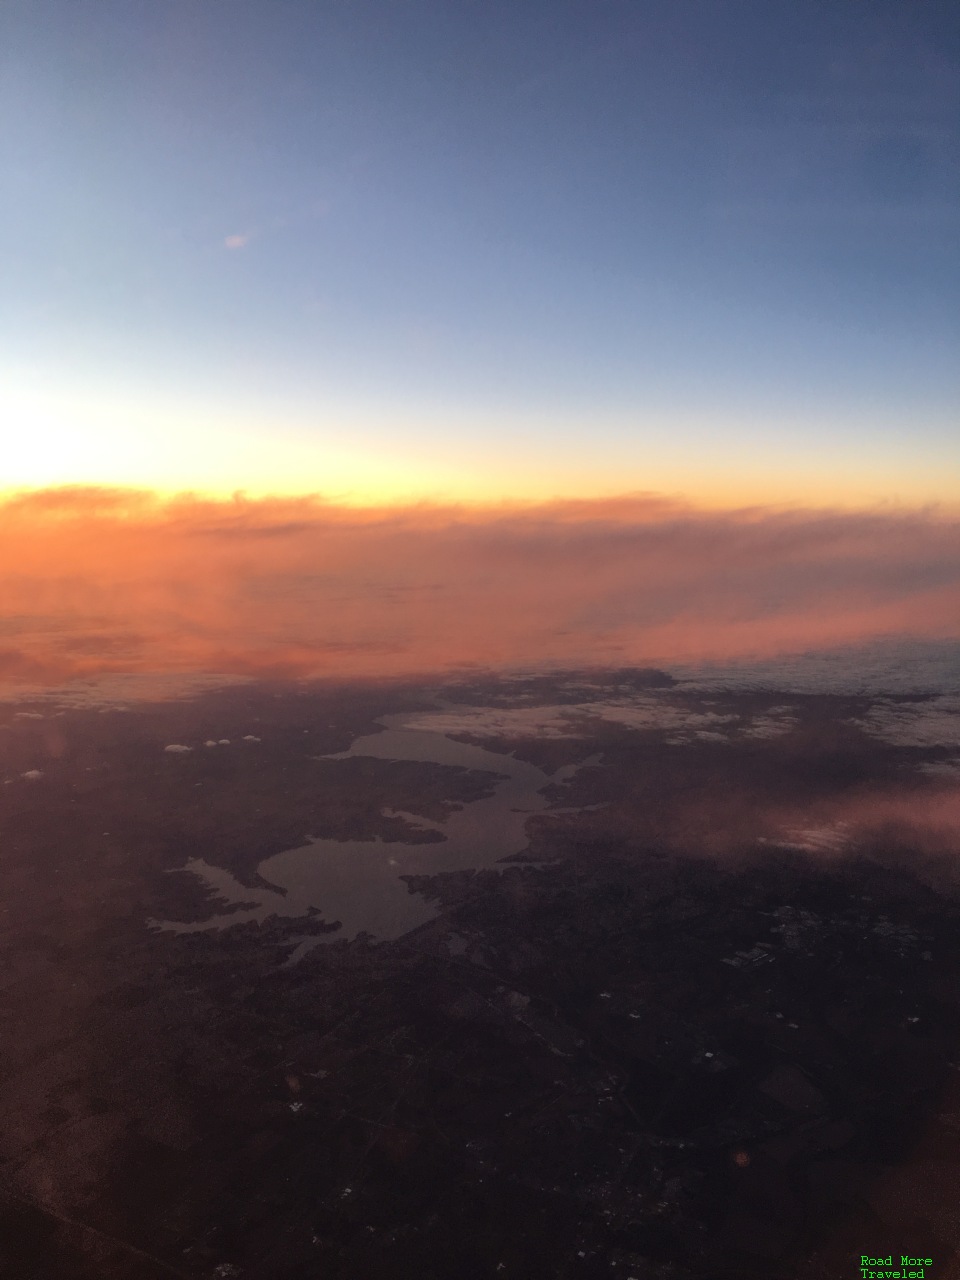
[0,485,958,692]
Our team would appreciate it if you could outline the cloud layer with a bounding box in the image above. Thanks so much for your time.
[1,487,958,690]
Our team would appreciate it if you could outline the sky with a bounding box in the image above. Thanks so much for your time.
[1,0,958,506]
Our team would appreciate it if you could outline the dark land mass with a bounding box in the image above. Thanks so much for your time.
[1,672,959,1279]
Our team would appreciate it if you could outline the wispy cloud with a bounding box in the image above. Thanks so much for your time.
[0,488,957,689]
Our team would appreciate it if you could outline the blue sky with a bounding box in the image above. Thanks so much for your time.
[1,0,958,502]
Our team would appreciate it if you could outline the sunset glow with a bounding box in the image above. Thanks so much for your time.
[2,486,958,692]
[2,1,957,527]
[3,374,958,511]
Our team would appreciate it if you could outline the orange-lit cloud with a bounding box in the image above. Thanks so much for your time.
[0,487,958,691]
[748,785,960,887]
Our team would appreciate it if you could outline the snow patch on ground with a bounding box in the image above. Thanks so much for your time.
[400,698,739,742]
[916,757,960,778]
[852,694,960,749]
[400,696,799,746]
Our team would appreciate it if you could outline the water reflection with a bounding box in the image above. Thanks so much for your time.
[151,710,598,955]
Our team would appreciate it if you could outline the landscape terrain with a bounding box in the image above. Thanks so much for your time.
[2,659,960,1279]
